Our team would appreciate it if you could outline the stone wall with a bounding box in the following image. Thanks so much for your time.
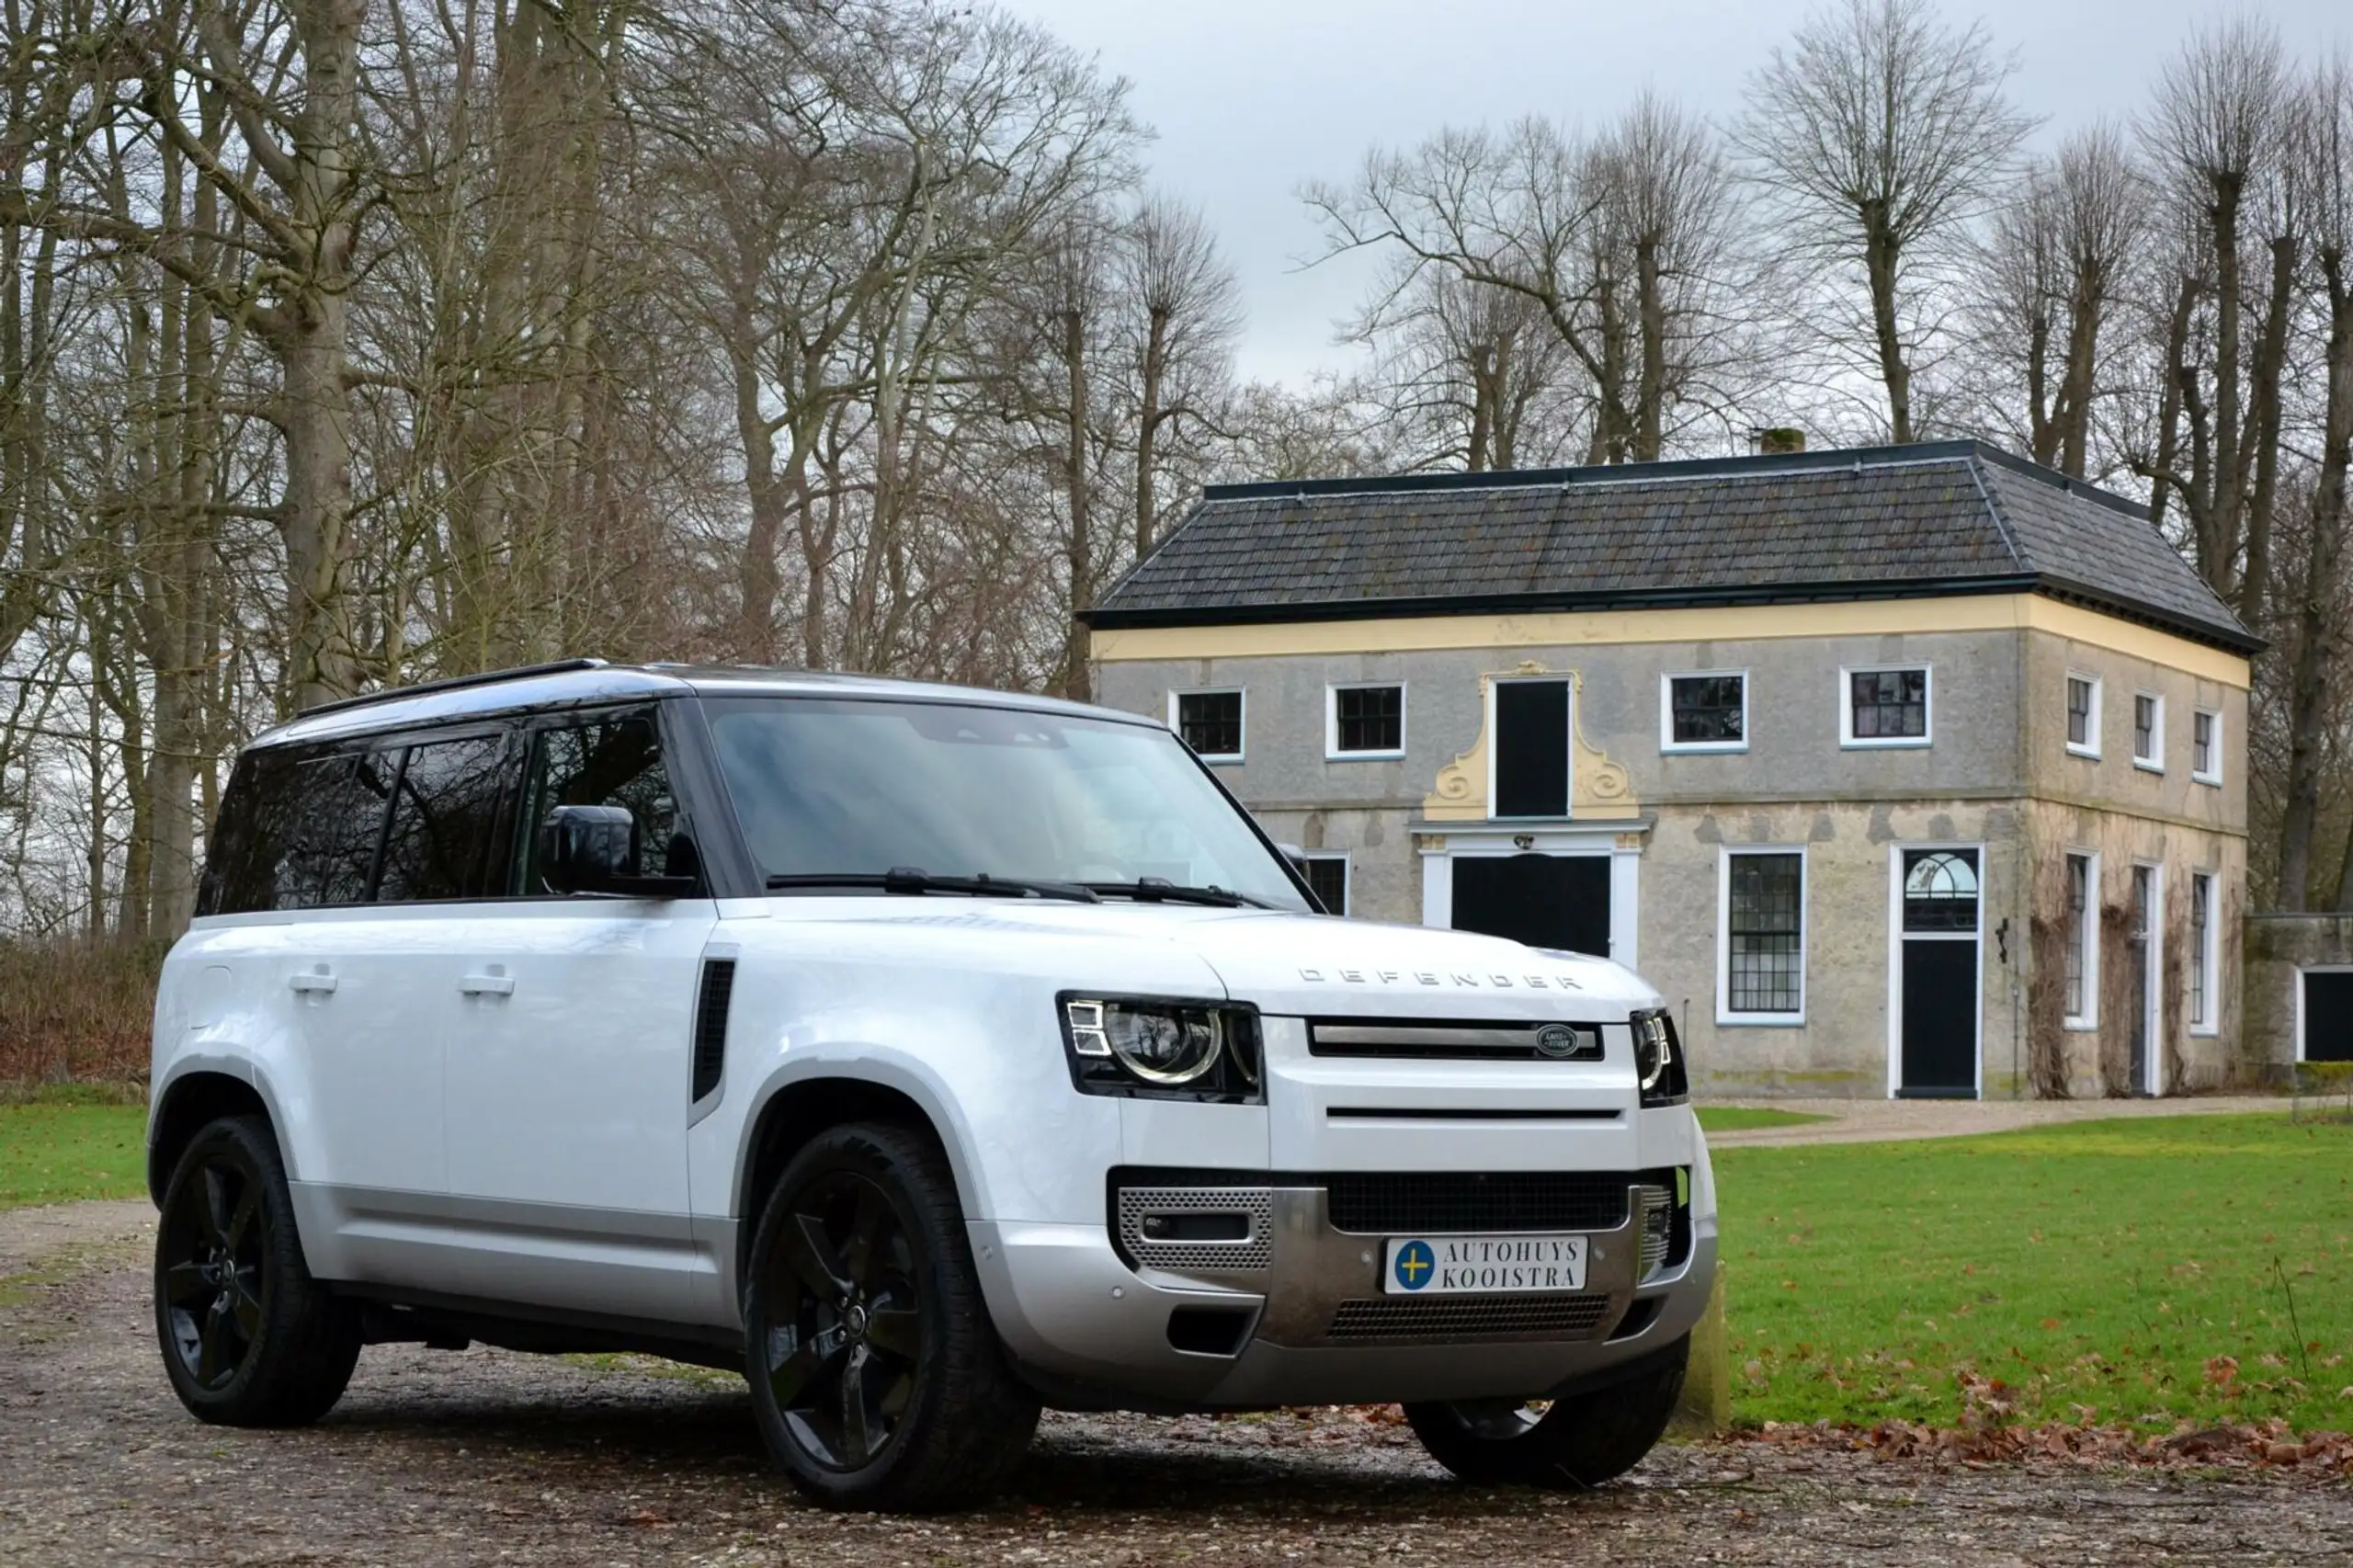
[2245,914,2353,1084]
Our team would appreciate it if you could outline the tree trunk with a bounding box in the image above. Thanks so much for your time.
[1134,303,1167,558]
[1862,207,1912,443]
[2239,231,2296,627]
[1059,304,1092,700]
[1634,235,1665,461]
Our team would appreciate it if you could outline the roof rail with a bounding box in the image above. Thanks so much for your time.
[291,658,611,721]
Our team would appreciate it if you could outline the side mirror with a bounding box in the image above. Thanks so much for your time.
[538,804,638,893]
[1275,841,1309,871]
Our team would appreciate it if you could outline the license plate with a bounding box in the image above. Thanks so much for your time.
[1382,1234,1587,1295]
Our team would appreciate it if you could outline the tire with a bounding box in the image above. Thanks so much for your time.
[1404,1335,1688,1488]
[153,1113,362,1426]
[742,1121,1040,1512]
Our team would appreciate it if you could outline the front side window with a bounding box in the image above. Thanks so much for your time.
[1721,850,1804,1021]
[709,698,1311,911]
[2066,675,2100,756]
[1845,666,1929,745]
[1329,684,1404,756]
[2192,710,2221,783]
[2133,693,2165,769]
[1172,689,1243,761]
[1302,854,1348,915]
[376,733,511,903]
[2063,852,2097,1027]
[514,710,677,893]
[1664,672,1746,751]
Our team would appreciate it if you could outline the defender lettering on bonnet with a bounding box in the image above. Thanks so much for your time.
[147,661,1711,1514]
[1297,966,1585,989]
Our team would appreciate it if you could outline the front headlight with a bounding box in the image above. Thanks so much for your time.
[1062,995,1263,1102]
[1631,1008,1689,1107]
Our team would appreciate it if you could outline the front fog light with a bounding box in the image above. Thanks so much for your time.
[1061,996,1262,1102]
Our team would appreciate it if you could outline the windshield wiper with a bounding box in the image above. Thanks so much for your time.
[1082,877,1273,909]
[765,867,1100,903]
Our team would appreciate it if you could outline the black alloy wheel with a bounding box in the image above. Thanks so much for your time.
[743,1122,1039,1511]
[1404,1335,1688,1488]
[159,1153,270,1391]
[152,1114,362,1426]
[760,1167,928,1469]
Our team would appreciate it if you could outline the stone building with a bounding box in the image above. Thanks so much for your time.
[1085,441,2259,1099]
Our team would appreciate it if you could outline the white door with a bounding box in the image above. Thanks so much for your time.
[439,709,722,1323]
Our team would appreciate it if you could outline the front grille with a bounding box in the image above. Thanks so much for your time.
[1115,1185,1273,1276]
[1324,1173,1633,1235]
[1310,1019,1605,1062]
[1325,1293,1614,1344]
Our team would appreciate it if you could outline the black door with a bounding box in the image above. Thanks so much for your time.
[1450,854,1610,956]
[2305,971,2353,1062]
[1896,848,1979,1098]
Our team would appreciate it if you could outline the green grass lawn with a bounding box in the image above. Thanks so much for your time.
[0,1086,148,1210]
[1717,1114,2353,1436]
[1698,1106,1834,1133]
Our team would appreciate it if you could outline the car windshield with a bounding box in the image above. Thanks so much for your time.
[704,697,1311,912]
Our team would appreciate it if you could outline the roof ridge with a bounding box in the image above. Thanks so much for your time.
[1962,453,2029,574]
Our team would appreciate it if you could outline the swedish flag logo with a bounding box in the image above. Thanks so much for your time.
[1393,1240,1435,1291]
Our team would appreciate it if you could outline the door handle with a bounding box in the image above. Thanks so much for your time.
[288,969,338,994]
[459,972,515,996]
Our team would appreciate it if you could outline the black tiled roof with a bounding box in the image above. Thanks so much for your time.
[1085,441,2257,653]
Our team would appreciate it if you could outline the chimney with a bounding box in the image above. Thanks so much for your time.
[1749,427,1806,456]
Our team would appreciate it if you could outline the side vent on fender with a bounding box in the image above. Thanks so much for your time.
[691,959,736,1103]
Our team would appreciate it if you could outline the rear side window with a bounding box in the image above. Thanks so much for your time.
[375,734,511,903]
[199,747,396,915]
[513,710,677,892]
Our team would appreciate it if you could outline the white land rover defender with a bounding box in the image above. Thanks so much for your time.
[147,661,1716,1510]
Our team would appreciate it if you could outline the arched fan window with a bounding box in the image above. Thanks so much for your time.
[1903,850,1980,934]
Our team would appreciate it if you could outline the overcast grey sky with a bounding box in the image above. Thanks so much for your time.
[1006,0,2345,389]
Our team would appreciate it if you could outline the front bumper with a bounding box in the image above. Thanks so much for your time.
[970,1170,1717,1411]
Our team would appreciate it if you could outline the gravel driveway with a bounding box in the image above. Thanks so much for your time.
[2,1203,2347,1566]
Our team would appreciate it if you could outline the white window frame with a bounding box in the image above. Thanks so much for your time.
[1838,664,1933,749]
[2191,708,2222,786]
[2131,690,2165,773]
[1716,845,1809,1027]
[2063,849,2100,1031]
[1659,669,1750,755]
[2064,672,2103,760]
[1299,850,1350,915]
[2189,869,2220,1036]
[1166,687,1245,765]
[1324,681,1407,760]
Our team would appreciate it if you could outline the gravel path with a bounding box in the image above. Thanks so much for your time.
[3,1202,2347,1566]
[1702,1094,2291,1148]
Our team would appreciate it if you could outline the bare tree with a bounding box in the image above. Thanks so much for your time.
[2136,17,2295,619]
[1120,195,1240,558]
[1734,0,2036,443]
[2276,56,2353,910]
[1969,124,2146,474]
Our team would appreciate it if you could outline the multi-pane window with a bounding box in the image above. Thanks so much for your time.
[2133,693,2164,768]
[2190,870,2214,1029]
[1302,854,1348,915]
[1722,851,1804,1018]
[2192,710,2220,782]
[1330,684,1404,756]
[2066,675,2100,755]
[2063,853,2095,1025]
[1665,673,1746,750]
[1173,689,1243,760]
[1845,667,1929,744]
